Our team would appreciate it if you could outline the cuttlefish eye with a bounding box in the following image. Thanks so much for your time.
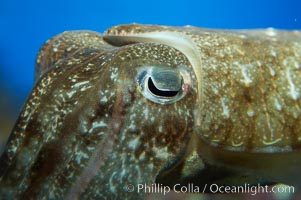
[137,65,189,104]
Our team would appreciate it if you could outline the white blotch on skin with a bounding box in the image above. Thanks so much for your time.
[109,171,117,193]
[240,63,254,86]
[143,108,149,119]
[274,98,282,111]
[128,122,137,131]
[270,50,277,57]
[257,60,263,67]
[139,152,146,161]
[154,147,169,160]
[100,96,108,103]
[80,85,92,92]
[286,67,300,100]
[88,121,107,134]
[110,68,118,81]
[221,98,230,118]
[72,81,90,89]
[120,169,126,178]
[212,87,219,94]
[148,162,154,171]
[75,151,89,164]
[10,145,17,154]
[158,125,163,133]
[247,109,255,117]
[79,119,88,134]
[268,65,276,76]
[97,132,105,136]
[66,90,77,98]
[87,146,95,151]
[265,28,277,37]
[128,137,140,150]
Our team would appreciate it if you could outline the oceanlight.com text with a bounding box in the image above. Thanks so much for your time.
[124,183,295,196]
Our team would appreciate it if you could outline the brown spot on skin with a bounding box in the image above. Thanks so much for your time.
[242,88,253,103]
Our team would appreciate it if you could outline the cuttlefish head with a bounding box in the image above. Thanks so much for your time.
[0,30,198,198]
[82,41,200,176]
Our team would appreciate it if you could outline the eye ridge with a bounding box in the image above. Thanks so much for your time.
[147,77,179,97]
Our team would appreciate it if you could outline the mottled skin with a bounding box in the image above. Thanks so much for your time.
[0,30,197,199]
[104,25,301,187]
[0,24,301,199]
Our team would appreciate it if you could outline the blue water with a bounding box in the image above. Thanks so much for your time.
[1,0,301,108]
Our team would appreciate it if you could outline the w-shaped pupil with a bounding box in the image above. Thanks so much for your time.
[148,78,178,97]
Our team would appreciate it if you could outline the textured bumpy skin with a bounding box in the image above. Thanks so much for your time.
[0,30,197,199]
[0,24,301,199]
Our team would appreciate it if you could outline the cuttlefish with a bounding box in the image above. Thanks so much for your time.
[0,24,301,199]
